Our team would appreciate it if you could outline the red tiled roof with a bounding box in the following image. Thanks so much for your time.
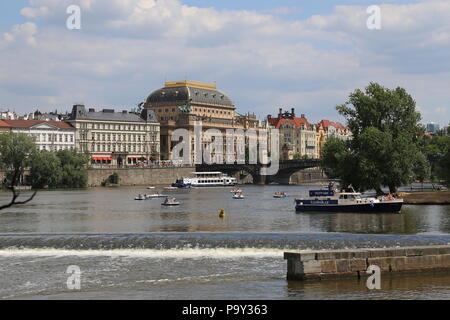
[318,119,349,131]
[0,120,10,127]
[268,117,312,129]
[2,120,75,130]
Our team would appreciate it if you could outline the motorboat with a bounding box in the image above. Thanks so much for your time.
[147,186,156,189]
[230,188,242,193]
[273,192,288,198]
[161,198,180,206]
[294,184,403,213]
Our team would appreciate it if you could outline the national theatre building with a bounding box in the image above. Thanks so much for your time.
[144,81,261,164]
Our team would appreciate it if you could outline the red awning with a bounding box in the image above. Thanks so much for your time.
[92,157,112,161]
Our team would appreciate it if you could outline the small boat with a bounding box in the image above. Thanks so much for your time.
[147,193,169,198]
[161,198,180,206]
[134,194,152,201]
[230,188,242,193]
[273,192,288,198]
[232,193,245,200]
[147,186,156,189]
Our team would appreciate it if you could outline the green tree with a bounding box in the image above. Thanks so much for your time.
[0,132,37,209]
[56,150,89,188]
[439,150,450,184]
[29,151,62,189]
[293,153,302,160]
[323,83,429,194]
[419,134,450,181]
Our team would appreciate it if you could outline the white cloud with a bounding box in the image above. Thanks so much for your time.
[0,0,449,125]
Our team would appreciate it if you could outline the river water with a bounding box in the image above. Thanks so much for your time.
[1,185,450,300]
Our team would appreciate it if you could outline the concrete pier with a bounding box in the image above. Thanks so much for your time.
[284,245,450,281]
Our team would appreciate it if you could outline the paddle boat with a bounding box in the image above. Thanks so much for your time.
[134,194,152,201]
[273,192,288,198]
[232,192,245,200]
[161,198,180,206]
[147,193,169,198]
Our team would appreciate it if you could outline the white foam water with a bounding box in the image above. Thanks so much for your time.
[0,247,286,259]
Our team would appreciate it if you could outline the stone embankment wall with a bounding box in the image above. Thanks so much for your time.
[284,245,450,281]
[87,167,195,187]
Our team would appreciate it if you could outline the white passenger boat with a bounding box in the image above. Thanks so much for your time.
[173,172,236,188]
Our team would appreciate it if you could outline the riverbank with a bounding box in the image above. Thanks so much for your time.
[400,191,450,205]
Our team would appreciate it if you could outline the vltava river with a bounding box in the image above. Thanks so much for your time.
[1,185,450,299]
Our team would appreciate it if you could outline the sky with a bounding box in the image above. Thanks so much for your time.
[0,0,449,126]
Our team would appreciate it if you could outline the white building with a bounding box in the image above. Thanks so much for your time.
[1,120,76,151]
[267,109,317,160]
[67,105,160,166]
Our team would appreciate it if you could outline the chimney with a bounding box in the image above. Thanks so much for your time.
[267,115,272,120]
[89,108,95,113]
[279,108,282,117]
[291,108,295,118]
[122,110,128,114]
[301,114,306,119]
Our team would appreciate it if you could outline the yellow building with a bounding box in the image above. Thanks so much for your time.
[315,120,352,158]
[144,81,260,163]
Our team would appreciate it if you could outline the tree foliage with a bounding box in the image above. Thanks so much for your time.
[0,132,37,209]
[29,151,61,189]
[27,150,89,189]
[323,83,429,194]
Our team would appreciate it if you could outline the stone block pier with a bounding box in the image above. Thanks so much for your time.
[284,245,450,281]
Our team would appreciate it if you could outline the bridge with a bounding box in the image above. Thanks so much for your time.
[195,159,322,185]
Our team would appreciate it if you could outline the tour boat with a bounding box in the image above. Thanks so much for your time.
[161,198,180,206]
[273,192,288,198]
[294,185,403,213]
[173,172,236,188]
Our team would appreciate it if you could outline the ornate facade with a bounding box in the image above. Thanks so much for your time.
[315,120,352,158]
[144,81,260,164]
[67,105,160,166]
[267,109,317,160]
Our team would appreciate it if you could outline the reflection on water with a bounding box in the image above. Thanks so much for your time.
[287,272,450,300]
[2,185,450,299]
[1,185,449,234]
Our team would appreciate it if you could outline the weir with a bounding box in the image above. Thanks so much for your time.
[284,245,450,281]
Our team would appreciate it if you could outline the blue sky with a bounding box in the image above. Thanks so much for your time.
[0,0,449,126]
